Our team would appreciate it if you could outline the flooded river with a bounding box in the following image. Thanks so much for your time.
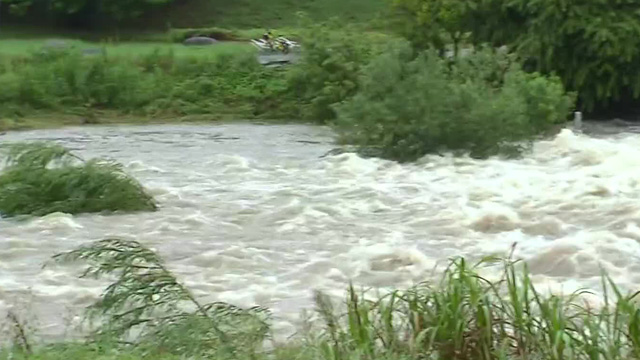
[2,122,640,340]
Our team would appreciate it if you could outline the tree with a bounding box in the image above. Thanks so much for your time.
[393,0,640,113]
[498,0,640,112]
[392,0,473,56]
[4,0,175,22]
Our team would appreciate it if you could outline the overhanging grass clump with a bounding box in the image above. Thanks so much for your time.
[0,143,157,217]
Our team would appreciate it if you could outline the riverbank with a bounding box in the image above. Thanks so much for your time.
[0,25,399,132]
[0,112,157,132]
[0,112,306,133]
[0,45,299,125]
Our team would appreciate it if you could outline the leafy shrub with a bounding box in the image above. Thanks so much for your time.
[391,0,473,55]
[0,143,157,217]
[334,43,574,161]
[286,23,392,122]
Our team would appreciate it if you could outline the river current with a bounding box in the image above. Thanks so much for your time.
[1,122,640,340]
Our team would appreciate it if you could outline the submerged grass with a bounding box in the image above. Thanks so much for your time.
[0,143,157,217]
[4,240,640,359]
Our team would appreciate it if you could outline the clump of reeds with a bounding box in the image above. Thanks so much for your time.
[0,142,157,217]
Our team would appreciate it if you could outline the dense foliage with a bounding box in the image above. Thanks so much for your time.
[286,24,390,122]
[334,43,574,161]
[0,48,290,120]
[6,240,640,359]
[0,143,157,217]
[499,0,640,113]
[392,0,640,113]
[391,0,472,56]
[4,0,175,21]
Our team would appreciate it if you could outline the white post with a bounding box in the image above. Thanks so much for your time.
[573,111,583,132]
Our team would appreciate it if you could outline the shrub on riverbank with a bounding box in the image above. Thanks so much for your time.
[0,143,156,217]
[5,239,640,359]
[334,44,574,161]
[285,24,391,122]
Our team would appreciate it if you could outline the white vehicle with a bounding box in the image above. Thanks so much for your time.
[251,36,301,67]
[251,37,300,54]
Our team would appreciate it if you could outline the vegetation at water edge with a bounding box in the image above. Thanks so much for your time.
[0,47,291,122]
[3,240,640,360]
[0,143,157,217]
[334,43,574,161]
[0,24,397,125]
[0,28,574,161]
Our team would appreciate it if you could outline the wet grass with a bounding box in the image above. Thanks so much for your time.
[3,240,640,359]
[0,143,157,217]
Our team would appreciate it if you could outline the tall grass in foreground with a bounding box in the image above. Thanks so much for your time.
[0,143,157,217]
[4,240,640,359]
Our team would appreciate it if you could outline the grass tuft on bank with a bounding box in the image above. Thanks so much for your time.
[0,143,157,217]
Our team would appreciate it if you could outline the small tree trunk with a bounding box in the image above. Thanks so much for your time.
[453,32,460,59]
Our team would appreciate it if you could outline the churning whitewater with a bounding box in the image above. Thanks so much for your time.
[2,123,640,340]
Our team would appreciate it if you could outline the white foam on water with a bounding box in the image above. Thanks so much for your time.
[2,124,640,340]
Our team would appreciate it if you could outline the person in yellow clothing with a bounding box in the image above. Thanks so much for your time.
[262,30,274,49]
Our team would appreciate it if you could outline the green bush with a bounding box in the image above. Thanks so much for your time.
[286,24,392,122]
[0,143,157,217]
[334,43,574,162]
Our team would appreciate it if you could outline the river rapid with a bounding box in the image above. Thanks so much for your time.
[1,122,640,341]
